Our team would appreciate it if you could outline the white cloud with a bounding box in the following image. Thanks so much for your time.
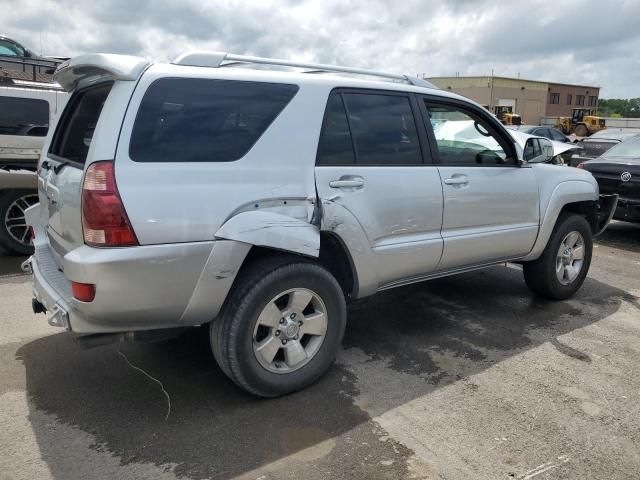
[1,0,638,97]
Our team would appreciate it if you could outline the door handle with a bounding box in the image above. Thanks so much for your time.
[329,177,365,189]
[444,176,469,186]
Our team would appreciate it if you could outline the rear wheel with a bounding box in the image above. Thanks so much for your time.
[211,257,346,397]
[574,124,588,137]
[0,190,38,255]
[523,214,592,300]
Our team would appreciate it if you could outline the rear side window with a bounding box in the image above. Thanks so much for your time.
[343,93,422,166]
[316,94,356,166]
[129,78,299,163]
[49,83,112,164]
[0,96,49,136]
[317,91,422,166]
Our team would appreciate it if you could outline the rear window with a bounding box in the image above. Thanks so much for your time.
[49,83,112,164]
[0,96,49,136]
[129,78,299,163]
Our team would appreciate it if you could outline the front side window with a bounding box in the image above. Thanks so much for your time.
[0,96,49,136]
[550,128,566,141]
[130,78,298,163]
[425,102,513,166]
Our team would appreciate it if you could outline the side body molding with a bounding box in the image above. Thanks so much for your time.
[522,180,598,261]
[214,210,320,258]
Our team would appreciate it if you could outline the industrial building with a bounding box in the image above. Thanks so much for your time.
[426,76,600,125]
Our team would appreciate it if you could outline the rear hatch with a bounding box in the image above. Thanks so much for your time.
[38,82,114,261]
[36,54,150,266]
[580,139,618,159]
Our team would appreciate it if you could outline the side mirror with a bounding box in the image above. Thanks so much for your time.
[523,138,554,163]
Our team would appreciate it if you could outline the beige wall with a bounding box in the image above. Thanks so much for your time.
[546,83,600,117]
[428,77,548,124]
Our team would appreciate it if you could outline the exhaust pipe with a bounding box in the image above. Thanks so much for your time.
[32,298,46,314]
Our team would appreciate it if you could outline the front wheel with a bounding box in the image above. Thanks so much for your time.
[211,257,346,397]
[523,214,593,300]
[574,124,588,137]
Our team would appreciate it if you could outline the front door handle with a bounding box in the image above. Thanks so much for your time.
[329,177,365,189]
[444,176,469,186]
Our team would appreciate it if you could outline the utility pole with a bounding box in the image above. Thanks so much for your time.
[489,69,495,112]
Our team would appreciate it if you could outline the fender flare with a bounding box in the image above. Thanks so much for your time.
[214,210,320,258]
[522,180,598,261]
[319,199,378,298]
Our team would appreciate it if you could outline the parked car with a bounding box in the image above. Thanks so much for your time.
[0,83,68,254]
[578,137,640,224]
[508,124,572,143]
[24,52,616,397]
[572,128,640,164]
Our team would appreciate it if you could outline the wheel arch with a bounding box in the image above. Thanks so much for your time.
[522,180,598,262]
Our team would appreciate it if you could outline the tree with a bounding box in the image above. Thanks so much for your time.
[598,98,640,118]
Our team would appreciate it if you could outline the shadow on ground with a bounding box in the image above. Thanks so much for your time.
[0,246,28,276]
[595,220,640,253]
[14,226,639,479]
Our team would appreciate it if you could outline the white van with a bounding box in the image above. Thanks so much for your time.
[0,82,68,254]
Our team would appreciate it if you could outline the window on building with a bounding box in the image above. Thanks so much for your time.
[576,95,585,106]
[567,94,572,105]
[588,96,597,107]
[549,93,560,104]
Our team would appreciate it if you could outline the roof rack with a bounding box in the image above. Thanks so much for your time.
[172,51,436,89]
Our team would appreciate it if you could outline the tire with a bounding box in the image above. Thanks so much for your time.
[211,256,347,397]
[0,189,38,255]
[523,214,592,300]
[574,124,588,137]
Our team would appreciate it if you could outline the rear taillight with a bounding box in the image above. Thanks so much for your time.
[576,162,585,169]
[81,161,138,247]
[71,281,96,302]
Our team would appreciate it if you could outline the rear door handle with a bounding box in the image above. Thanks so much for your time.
[329,177,365,189]
[444,176,469,186]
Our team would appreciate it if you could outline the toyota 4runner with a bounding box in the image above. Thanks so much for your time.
[24,52,617,397]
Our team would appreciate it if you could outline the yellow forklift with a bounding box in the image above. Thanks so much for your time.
[494,106,522,126]
[555,108,606,137]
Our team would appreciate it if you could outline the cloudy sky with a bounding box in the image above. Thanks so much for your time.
[2,0,639,98]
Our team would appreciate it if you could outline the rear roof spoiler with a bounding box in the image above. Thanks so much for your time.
[54,54,151,91]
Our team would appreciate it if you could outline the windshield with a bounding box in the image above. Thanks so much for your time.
[604,138,640,158]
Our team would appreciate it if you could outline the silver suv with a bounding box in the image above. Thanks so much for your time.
[25,52,616,397]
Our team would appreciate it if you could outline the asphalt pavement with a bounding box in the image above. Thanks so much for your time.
[1,221,639,479]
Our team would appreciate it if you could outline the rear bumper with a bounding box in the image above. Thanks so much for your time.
[26,205,250,334]
[594,194,619,236]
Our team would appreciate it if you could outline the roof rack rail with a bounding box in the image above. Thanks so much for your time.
[171,51,436,88]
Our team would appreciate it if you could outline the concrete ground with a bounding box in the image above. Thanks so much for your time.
[1,221,639,480]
